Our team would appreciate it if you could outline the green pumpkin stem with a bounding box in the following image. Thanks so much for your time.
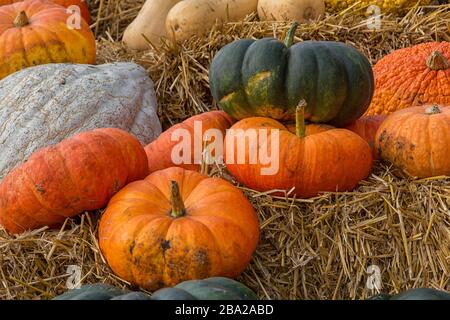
[170,181,186,218]
[13,11,29,28]
[284,22,299,48]
[296,100,307,138]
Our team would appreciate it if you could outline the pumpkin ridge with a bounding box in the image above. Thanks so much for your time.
[20,155,68,222]
[30,22,73,60]
[25,24,62,62]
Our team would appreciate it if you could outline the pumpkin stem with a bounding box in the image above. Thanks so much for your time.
[169,181,186,218]
[425,104,442,115]
[426,51,449,70]
[284,22,299,48]
[13,11,29,28]
[296,100,307,138]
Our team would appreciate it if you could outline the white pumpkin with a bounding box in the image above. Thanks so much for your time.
[0,62,162,179]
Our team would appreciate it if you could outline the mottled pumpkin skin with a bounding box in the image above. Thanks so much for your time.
[367,42,450,115]
[345,115,387,159]
[375,105,450,178]
[224,117,373,198]
[0,128,149,234]
[98,167,260,291]
[0,0,96,80]
[145,111,234,172]
[0,0,91,23]
[210,40,374,127]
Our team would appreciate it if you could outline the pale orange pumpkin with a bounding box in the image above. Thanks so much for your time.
[0,0,96,80]
[375,105,450,178]
[98,167,260,290]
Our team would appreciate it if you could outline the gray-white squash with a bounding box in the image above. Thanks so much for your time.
[0,62,162,180]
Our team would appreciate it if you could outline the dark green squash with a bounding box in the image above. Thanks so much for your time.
[152,277,258,300]
[368,288,450,300]
[52,277,258,300]
[52,284,131,300]
[209,23,374,127]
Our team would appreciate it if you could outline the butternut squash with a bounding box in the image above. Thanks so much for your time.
[123,0,181,50]
[258,0,325,23]
[166,0,258,43]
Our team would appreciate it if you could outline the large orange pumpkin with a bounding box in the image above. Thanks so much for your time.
[98,167,260,290]
[0,0,95,80]
[224,102,373,198]
[145,111,234,172]
[367,42,450,115]
[0,128,149,234]
[345,115,387,159]
[375,105,450,178]
[0,0,91,23]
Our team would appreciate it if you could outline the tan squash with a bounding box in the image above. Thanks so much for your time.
[123,0,181,50]
[258,0,325,22]
[166,0,258,43]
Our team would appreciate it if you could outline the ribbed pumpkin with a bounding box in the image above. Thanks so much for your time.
[224,102,373,198]
[375,105,450,178]
[0,0,91,23]
[209,23,374,127]
[367,42,450,115]
[0,128,149,234]
[345,115,387,159]
[145,111,234,172]
[98,167,259,290]
[0,0,95,80]
[325,0,432,14]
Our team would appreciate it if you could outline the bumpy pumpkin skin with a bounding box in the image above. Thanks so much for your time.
[367,42,450,115]
[145,111,234,172]
[0,128,149,234]
[98,167,260,291]
[375,105,450,178]
[210,39,374,127]
[345,115,387,159]
[0,0,91,23]
[224,117,373,198]
[0,0,95,80]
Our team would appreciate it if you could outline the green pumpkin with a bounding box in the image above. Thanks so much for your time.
[152,277,258,300]
[209,23,374,127]
[368,288,450,300]
[52,278,258,300]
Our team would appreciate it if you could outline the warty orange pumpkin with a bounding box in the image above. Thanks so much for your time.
[375,104,450,178]
[367,42,450,115]
[98,167,260,290]
[145,111,234,173]
[0,128,149,234]
[0,0,96,80]
[345,115,387,159]
[224,101,373,198]
[0,0,91,23]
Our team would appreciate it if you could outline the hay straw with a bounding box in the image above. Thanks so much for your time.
[0,2,449,300]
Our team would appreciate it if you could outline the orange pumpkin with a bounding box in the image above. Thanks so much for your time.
[224,102,373,198]
[0,128,149,234]
[345,115,387,159]
[0,0,91,23]
[98,167,260,290]
[0,0,96,80]
[367,42,450,115]
[145,111,234,172]
[375,105,450,178]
